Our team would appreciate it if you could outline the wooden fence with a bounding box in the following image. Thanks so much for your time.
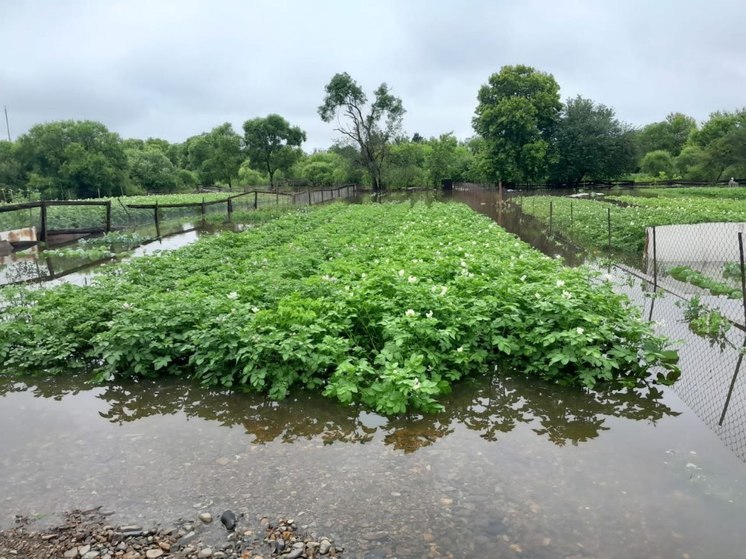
[0,185,359,245]
[0,199,112,242]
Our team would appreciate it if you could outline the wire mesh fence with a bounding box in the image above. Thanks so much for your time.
[509,193,746,462]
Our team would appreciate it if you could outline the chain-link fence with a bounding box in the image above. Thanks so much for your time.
[507,193,746,462]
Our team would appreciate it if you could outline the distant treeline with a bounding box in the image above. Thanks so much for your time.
[1,64,744,201]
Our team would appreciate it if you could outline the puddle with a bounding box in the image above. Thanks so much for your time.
[0,373,743,558]
[0,222,209,286]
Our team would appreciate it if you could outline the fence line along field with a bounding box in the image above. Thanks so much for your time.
[0,190,299,234]
[0,201,679,414]
[518,188,746,254]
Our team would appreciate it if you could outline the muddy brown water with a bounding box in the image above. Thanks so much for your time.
[1,189,745,558]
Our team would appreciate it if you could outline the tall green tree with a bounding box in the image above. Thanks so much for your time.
[425,133,476,186]
[16,120,127,199]
[126,145,180,193]
[473,65,561,184]
[640,150,674,178]
[185,123,243,188]
[690,109,746,180]
[242,114,306,188]
[0,140,23,201]
[636,112,696,157]
[385,141,431,187]
[318,72,405,190]
[550,96,637,184]
[296,151,348,187]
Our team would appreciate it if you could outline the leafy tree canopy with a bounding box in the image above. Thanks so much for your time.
[550,96,637,184]
[126,146,180,193]
[636,112,697,157]
[243,114,306,188]
[473,65,561,184]
[185,123,243,188]
[640,149,674,178]
[16,120,127,199]
[319,72,405,190]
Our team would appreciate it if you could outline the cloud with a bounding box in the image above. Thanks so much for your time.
[2,0,745,149]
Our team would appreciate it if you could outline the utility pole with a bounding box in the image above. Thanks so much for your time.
[3,106,10,141]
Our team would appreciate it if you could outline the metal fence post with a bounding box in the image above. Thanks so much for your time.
[39,200,48,242]
[105,201,112,233]
[549,200,553,236]
[570,201,573,238]
[227,198,233,220]
[719,232,746,426]
[154,201,161,238]
[652,226,658,291]
[607,207,612,254]
[201,197,206,222]
[254,191,258,209]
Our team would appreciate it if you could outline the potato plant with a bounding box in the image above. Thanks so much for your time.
[0,202,678,414]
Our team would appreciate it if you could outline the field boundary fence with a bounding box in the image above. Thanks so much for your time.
[0,199,113,243]
[0,185,358,247]
[123,184,357,238]
[511,194,746,462]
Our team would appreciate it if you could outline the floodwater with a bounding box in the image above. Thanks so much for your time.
[1,188,746,558]
[0,222,206,286]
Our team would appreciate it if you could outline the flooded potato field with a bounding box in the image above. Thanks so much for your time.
[1,188,745,558]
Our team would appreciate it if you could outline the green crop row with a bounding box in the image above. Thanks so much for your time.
[519,195,746,254]
[634,187,746,200]
[0,202,678,413]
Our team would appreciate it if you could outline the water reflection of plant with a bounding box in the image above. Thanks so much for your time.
[0,373,678,453]
[680,296,734,350]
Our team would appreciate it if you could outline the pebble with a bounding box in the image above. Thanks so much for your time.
[199,512,213,523]
[1,509,344,559]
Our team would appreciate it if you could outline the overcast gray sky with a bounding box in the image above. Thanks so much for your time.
[2,0,745,150]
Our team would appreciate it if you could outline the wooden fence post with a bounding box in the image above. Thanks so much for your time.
[254,191,258,209]
[227,198,233,220]
[308,189,312,205]
[105,201,112,233]
[201,197,206,222]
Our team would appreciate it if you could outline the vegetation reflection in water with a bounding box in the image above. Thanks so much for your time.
[0,372,678,453]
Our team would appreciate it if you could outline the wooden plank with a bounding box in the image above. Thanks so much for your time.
[47,227,107,235]
[0,201,41,212]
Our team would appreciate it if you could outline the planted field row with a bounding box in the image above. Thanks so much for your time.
[519,195,746,253]
[0,202,678,413]
[633,187,746,200]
